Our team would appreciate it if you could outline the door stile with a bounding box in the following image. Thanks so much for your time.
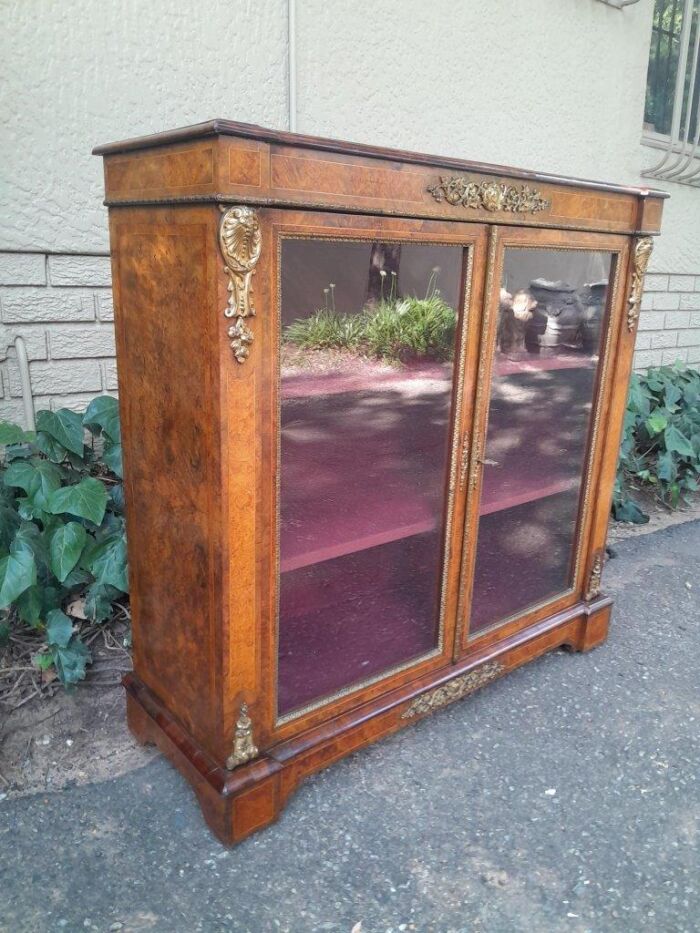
[576,237,633,599]
[453,226,503,659]
[439,229,490,667]
[454,226,630,658]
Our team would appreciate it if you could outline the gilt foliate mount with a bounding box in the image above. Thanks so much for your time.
[219,205,262,363]
[627,236,653,332]
[427,176,551,215]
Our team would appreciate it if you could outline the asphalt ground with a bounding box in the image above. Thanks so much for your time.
[1,520,698,933]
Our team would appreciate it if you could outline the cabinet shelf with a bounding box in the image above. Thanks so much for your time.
[280,366,585,573]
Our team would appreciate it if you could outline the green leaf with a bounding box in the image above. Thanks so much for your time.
[16,585,42,626]
[49,522,87,583]
[0,549,37,607]
[109,483,125,514]
[0,505,21,552]
[51,636,90,686]
[89,534,128,592]
[84,582,121,622]
[47,477,108,525]
[46,608,73,648]
[664,424,694,458]
[0,422,34,446]
[3,460,37,494]
[40,585,63,614]
[11,522,48,570]
[83,396,121,444]
[62,566,91,588]
[657,450,676,483]
[36,408,84,456]
[645,410,668,435]
[613,499,649,524]
[102,441,123,478]
[627,375,651,415]
[3,459,62,510]
[35,408,85,457]
[0,621,9,646]
[33,652,54,670]
[4,443,33,462]
[35,431,69,463]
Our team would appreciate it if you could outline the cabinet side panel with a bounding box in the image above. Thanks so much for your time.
[110,208,222,755]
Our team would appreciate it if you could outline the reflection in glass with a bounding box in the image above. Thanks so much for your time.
[469,248,613,634]
[277,240,464,716]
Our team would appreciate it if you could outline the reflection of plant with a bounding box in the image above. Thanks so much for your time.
[614,363,700,522]
[284,309,365,350]
[285,273,456,363]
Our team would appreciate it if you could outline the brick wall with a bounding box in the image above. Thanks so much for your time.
[635,273,700,369]
[0,252,115,424]
[0,251,699,428]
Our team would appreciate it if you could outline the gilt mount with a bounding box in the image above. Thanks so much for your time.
[627,236,653,332]
[401,661,504,719]
[219,205,262,362]
[585,551,604,602]
[427,176,551,215]
[225,703,259,770]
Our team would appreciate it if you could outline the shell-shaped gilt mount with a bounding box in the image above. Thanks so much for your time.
[401,661,504,719]
[427,176,550,215]
[225,703,259,771]
[627,236,653,332]
[219,206,262,319]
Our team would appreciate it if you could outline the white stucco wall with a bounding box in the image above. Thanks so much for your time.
[1,0,699,420]
[0,0,289,253]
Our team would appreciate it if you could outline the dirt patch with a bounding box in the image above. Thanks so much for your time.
[608,491,700,545]
[0,618,156,800]
[0,682,156,800]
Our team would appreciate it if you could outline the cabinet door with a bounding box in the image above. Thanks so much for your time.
[267,212,487,731]
[457,228,628,652]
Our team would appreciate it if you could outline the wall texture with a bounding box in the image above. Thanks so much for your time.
[1,0,699,422]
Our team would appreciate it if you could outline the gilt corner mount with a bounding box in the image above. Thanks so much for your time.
[627,236,653,332]
[427,176,551,215]
[225,703,259,770]
[219,205,262,363]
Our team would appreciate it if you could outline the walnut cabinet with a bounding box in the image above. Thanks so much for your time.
[94,121,666,844]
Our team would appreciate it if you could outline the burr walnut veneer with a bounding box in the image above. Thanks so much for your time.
[94,120,666,844]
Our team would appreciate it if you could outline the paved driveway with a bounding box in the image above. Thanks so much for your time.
[1,521,698,933]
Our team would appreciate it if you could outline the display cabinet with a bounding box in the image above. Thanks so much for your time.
[94,121,666,844]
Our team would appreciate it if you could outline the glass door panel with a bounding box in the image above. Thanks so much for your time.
[469,246,614,635]
[278,238,466,717]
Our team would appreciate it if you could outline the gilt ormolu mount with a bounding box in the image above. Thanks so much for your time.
[94,119,666,844]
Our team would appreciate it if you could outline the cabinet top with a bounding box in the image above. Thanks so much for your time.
[94,119,667,235]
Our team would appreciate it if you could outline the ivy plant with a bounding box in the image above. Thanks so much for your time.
[0,396,127,685]
[614,363,700,523]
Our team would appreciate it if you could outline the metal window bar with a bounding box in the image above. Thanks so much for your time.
[643,0,700,185]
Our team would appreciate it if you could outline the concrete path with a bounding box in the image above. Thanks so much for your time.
[1,521,698,933]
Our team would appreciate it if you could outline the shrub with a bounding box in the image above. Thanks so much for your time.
[0,396,127,686]
[614,363,700,523]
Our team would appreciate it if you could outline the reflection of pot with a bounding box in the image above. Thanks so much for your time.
[526,278,584,351]
[578,280,607,353]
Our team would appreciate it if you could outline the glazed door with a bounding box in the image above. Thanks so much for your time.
[457,227,628,652]
[269,213,487,730]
